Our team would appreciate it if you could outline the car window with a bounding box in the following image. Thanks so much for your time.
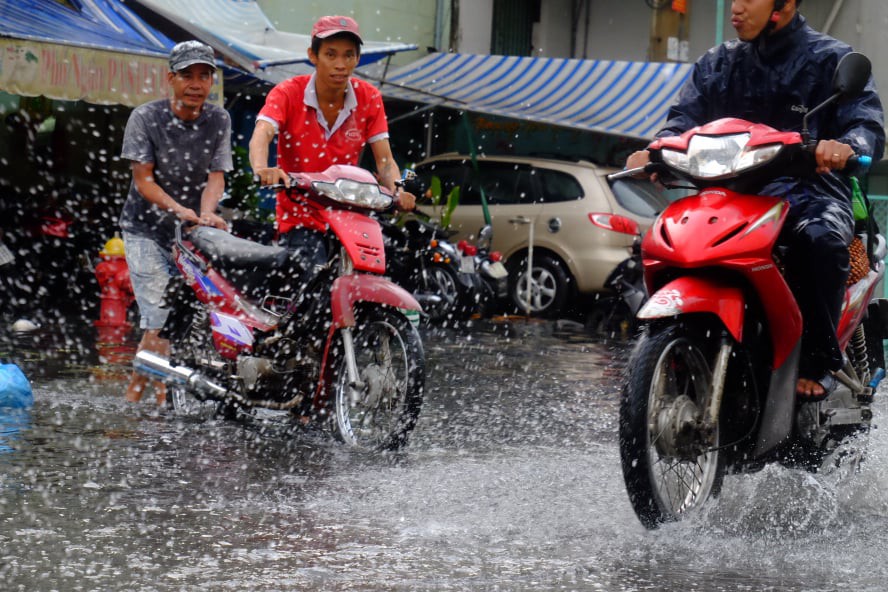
[537,169,584,203]
[609,178,690,217]
[463,162,539,206]
[414,162,466,204]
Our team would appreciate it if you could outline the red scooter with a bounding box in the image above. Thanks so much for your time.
[614,52,887,528]
[133,165,425,450]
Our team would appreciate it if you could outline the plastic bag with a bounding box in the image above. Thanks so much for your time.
[0,363,33,408]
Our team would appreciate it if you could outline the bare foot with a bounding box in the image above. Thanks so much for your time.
[796,377,825,398]
[155,382,167,406]
[125,373,148,403]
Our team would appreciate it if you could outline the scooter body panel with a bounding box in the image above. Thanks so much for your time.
[643,189,803,368]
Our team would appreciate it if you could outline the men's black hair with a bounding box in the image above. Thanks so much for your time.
[310,32,362,57]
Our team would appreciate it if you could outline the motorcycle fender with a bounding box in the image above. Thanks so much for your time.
[754,339,801,458]
[638,277,745,343]
[331,274,422,328]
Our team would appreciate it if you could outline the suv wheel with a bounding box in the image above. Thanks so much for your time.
[507,254,570,317]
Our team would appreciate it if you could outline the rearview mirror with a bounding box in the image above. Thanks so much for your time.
[478,224,493,249]
[802,52,871,144]
[832,52,871,98]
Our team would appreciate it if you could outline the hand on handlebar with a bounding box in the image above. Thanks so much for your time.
[254,166,290,187]
[199,211,228,230]
[176,206,201,224]
[625,149,660,182]
[814,140,855,174]
[395,189,416,212]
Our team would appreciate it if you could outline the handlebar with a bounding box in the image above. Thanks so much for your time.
[846,154,872,172]
[608,149,871,184]
[606,162,668,182]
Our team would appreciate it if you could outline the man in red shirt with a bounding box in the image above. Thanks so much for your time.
[249,15,414,267]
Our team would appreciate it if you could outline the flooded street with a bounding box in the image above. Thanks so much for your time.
[2,318,888,591]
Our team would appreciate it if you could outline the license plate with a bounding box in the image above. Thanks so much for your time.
[460,256,476,273]
[485,261,508,279]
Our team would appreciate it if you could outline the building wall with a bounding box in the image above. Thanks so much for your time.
[453,0,494,54]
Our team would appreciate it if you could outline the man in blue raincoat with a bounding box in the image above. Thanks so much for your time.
[626,0,885,399]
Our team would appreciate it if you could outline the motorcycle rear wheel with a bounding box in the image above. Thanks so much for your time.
[328,307,425,450]
[620,323,726,529]
[165,310,225,416]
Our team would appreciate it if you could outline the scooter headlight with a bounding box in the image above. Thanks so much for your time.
[312,179,394,211]
[661,133,782,180]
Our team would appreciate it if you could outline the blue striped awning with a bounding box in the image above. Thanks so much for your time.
[0,0,179,106]
[0,0,172,56]
[380,52,694,140]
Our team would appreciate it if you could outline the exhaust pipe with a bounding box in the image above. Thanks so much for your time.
[414,293,443,306]
[133,350,228,400]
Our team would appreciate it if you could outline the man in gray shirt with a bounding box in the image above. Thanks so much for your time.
[119,40,233,405]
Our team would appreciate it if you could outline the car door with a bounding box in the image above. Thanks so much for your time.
[448,161,543,254]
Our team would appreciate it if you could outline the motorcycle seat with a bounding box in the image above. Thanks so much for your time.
[188,227,289,269]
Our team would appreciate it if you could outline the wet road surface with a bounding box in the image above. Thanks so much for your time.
[1,317,888,591]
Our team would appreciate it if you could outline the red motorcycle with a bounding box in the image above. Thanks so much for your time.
[614,53,887,528]
[133,165,425,450]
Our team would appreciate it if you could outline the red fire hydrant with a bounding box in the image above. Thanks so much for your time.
[94,235,134,343]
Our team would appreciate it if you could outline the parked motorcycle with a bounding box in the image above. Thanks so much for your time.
[585,232,646,340]
[455,224,509,318]
[613,52,887,528]
[0,200,98,324]
[133,164,426,450]
[380,214,477,323]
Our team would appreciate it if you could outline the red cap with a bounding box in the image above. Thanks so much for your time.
[311,15,363,43]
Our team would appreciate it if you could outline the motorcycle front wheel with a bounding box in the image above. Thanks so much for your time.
[327,306,425,450]
[619,323,726,529]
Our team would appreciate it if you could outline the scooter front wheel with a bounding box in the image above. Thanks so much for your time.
[619,323,726,528]
[327,306,425,450]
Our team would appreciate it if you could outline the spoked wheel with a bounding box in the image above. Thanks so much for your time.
[328,307,425,450]
[165,310,222,415]
[619,323,726,529]
[423,264,464,322]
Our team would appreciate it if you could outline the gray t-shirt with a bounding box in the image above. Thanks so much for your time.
[119,98,233,246]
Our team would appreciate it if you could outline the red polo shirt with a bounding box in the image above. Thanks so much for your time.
[258,74,389,234]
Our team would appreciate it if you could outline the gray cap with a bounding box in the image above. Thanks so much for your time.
[169,40,217,72]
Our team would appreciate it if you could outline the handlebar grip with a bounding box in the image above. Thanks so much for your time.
[856,155,872,169]
[844,154,872,173]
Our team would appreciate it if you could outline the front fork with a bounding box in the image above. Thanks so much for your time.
[336,248,365,391]
[339,326,365,391]
[701,338,733,448]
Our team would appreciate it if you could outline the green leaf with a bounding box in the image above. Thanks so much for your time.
[441,186,460,229]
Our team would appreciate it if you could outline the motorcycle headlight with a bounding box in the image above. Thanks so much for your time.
[661,133,782,180]
[312,179,394,211]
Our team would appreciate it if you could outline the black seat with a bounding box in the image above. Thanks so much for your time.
[189,227,288,269]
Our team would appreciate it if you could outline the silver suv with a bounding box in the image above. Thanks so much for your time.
[413,153,680,317]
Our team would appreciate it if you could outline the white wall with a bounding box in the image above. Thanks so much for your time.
[454,0,494,54]
[533,0,571,57]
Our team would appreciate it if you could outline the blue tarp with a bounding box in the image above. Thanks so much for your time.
[0,0,172,57]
